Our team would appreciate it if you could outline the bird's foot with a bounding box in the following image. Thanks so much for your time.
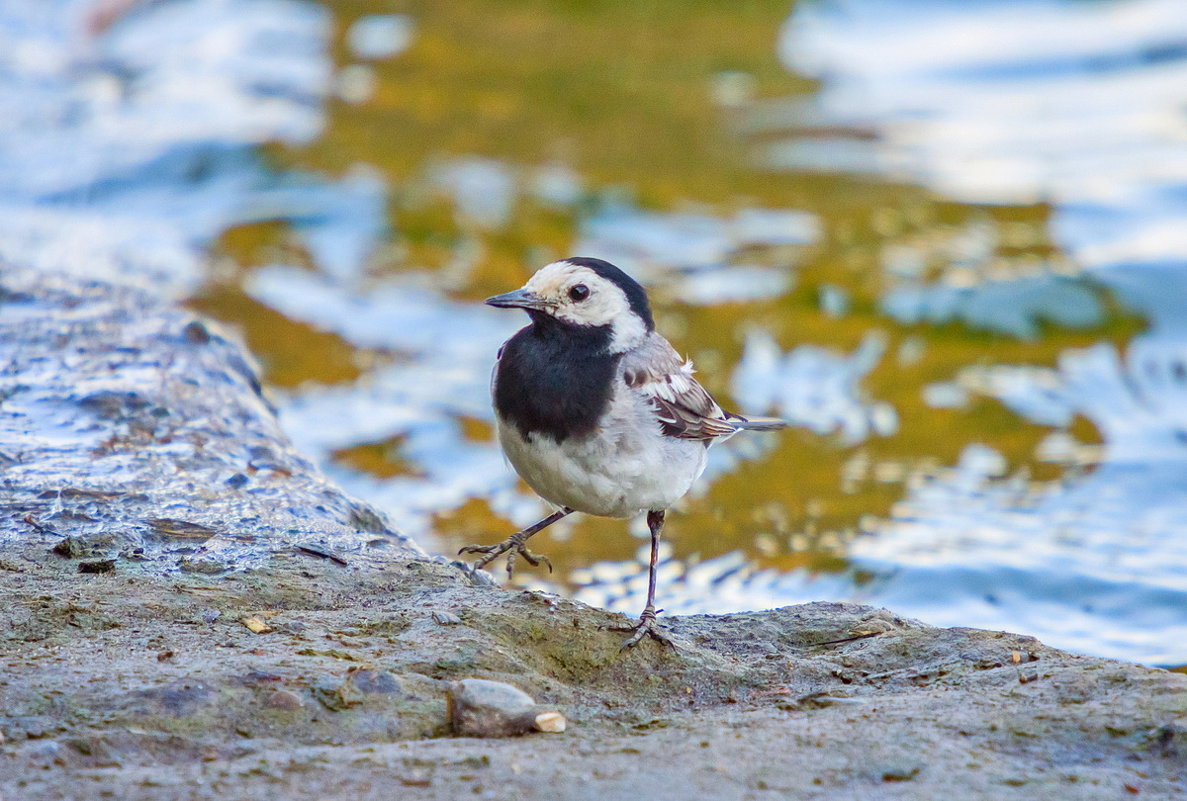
[458,531,552,580]
[608,606,673,649]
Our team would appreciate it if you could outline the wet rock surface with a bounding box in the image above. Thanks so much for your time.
[0,267,419,571]
[2,267,1185,800]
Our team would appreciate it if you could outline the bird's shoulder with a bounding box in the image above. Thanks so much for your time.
[619,333,738,441]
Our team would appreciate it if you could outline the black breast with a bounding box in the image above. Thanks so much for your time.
[494,318,621,443]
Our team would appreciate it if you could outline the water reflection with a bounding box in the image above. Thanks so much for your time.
[733,330,895,444]
[0,0,383,294]
[775,0,1187,216]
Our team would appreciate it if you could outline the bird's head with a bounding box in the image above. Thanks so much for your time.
[486,257,654,353]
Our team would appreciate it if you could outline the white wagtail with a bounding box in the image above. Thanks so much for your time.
[460,257,786,647]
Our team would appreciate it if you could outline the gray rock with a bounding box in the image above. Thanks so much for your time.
[449,678,549,737]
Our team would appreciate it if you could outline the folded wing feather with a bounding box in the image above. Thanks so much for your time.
[620,333,748,441]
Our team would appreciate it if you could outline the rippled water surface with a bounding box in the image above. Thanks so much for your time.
[5,0,1187,664]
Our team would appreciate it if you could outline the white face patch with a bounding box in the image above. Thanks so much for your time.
[522,261,648,352]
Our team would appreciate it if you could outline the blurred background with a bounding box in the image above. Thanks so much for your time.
[4,0,1186,665]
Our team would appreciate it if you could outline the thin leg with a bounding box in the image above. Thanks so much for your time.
[458,507,572,579]
[619,509,673,648]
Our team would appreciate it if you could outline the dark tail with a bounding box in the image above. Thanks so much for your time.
[729,414,787,432]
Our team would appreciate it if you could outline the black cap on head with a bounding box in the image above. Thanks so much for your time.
[563,256,654,331]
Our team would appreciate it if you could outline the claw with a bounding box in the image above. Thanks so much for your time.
[607,607,674,649]
[519,550,552,573]
[458,534,552,580]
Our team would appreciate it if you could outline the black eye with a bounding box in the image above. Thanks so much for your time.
[568,284,590,302]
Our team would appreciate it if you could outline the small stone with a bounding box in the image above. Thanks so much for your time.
[52,537,87,558]
[273,619,307,635]
[78,559,116,574]
[51,532,118,560]
[347,668,401,694]
[849,613,900,637]
[311,678,365,711]
[178,557,227,575]
[432,610,462,625]
[240,616,273,634]
[449,678,564,737]
[264,690,303,710]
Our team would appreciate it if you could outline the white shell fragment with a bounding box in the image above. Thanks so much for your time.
[449,678,567,737]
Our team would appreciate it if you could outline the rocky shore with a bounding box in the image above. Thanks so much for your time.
[2,265,1184,800]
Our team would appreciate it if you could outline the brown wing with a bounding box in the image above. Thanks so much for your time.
[620,334,743,441]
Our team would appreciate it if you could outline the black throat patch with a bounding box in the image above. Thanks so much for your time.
[494,316,622,443]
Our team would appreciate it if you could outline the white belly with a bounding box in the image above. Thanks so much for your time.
[496,391,708,518]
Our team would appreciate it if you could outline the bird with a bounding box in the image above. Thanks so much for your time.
[459,257,786,647]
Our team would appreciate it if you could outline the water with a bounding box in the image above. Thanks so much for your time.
[2,0,1185,664]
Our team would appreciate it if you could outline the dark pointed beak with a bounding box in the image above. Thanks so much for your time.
[484,288,550,311]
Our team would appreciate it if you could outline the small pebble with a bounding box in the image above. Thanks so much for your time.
[264,690,304,710]
[178,557,227,575]
[240,616,273,634]
[78,559,116,573]
[432,610,461,625]
[449,678,566,737]
[52,536,87,558]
